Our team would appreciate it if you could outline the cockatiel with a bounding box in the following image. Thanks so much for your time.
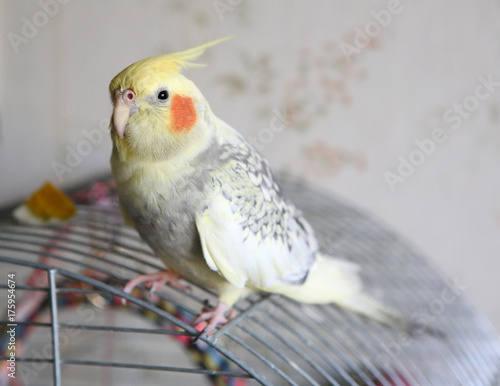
[109,37,409,335]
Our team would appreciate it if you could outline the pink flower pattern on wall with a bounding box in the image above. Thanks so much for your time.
[283,40,368,131]
[215,32,388,178]
[303,141,366,177]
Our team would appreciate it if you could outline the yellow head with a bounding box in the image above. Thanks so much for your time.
[109,36,231,161]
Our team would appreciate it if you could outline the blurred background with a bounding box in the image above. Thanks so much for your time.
[0,0,499,335]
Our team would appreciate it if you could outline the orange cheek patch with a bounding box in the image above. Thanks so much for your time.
[170,95,197,134]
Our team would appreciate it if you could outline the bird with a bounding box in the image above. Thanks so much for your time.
[108,37,411,335]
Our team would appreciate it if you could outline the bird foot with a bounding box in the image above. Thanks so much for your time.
[122,270,190,305]
[193,301,237,337]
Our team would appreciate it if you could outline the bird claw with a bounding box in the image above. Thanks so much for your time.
[201,299,212,313]
[192,301,237,337]
[121,270,189,304]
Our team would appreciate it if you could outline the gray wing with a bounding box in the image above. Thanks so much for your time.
[196,142,318,289]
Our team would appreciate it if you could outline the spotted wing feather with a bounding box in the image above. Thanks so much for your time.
[196,142,317,289]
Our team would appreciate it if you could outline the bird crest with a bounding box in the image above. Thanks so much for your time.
[109,36,233,97]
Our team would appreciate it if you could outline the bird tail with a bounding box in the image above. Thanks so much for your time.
[268,254,413,332]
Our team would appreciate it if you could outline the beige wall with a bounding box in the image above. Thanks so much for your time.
[1,0,499,332]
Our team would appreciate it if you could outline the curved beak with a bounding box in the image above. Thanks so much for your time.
[113,89,136,139]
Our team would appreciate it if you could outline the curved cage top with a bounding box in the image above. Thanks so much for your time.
[1,177,499,385]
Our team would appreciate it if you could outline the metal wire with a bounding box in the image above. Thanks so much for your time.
[48,270,61,386]
[0,177,499,385]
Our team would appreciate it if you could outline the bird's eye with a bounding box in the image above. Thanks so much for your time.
[157,90,169,101]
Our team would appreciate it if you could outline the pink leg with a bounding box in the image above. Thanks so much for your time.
[193,301,237,335]
[122,270,190,304]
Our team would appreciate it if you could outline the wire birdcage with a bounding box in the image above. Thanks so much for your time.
[1,177,499,385]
